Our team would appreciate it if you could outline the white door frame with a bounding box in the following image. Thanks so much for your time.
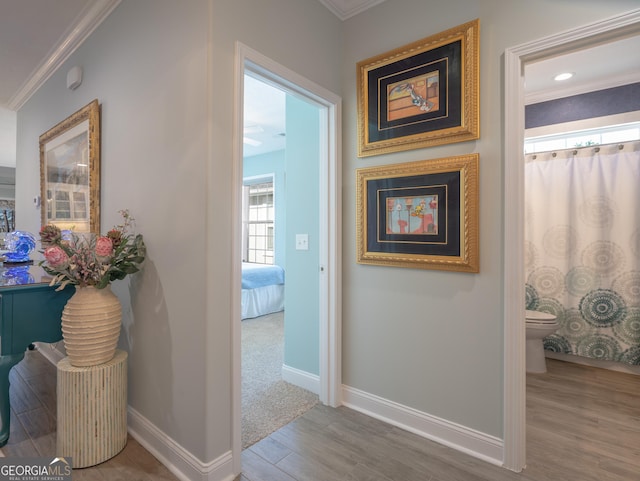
[231,42,342,471]
[502,8,640,472]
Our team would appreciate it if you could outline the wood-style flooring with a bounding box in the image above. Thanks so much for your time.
[241,358,640,481]
[3,348,639,481]
[0,348,179,480]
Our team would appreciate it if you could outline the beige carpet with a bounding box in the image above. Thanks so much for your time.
[241,311,318,448]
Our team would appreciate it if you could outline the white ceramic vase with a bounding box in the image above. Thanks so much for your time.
[61,285,122,367]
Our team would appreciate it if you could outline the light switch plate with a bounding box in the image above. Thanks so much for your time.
[295,234,309,250]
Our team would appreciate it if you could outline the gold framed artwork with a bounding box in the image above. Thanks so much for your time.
[356,153,479,272]
[357,19,479,157]
[40,99,101,233]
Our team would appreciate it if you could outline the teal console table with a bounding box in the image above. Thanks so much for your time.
[0,264,72,447]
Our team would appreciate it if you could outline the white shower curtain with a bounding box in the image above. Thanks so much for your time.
[524,140,640,365]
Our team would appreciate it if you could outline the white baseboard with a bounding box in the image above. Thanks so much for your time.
[36,345,236,481]
[342,385,504,467]
[282,364,320,394]
[545,351,640,375]
[128,407,236,481]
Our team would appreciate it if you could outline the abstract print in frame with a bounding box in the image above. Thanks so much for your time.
[357,19,479,157]
[357,153,479,272]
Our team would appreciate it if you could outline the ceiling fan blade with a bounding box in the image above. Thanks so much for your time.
[243,137,262,147]
[243,125,264,135]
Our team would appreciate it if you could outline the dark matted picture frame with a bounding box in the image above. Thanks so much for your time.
[357,19,479,157]
[356,154,479,272]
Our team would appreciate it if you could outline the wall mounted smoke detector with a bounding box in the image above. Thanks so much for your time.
[67,66,82,90]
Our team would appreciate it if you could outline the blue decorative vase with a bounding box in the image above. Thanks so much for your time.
[1,266,35,285]
[4,231,36,263]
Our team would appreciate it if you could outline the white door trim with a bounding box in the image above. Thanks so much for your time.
[503,8,640,472]
[231,42,342,473]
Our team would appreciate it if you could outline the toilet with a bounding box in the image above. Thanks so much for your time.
[525,309,559,373]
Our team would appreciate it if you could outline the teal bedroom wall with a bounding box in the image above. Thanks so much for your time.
[243,150,286,267]
[283,95,320,376]
[244,95,321,376]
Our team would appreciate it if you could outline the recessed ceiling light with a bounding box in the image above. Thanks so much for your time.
[553,72,574,82]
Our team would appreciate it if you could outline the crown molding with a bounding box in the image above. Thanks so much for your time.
[8,0,122,111]
[317,0,385,21]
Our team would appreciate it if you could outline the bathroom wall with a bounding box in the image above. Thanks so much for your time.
[526,82,640,128]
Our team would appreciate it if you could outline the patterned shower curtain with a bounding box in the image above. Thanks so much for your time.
[524,140,640,365]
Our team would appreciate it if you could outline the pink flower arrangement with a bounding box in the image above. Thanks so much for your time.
[39,210,146,290]
[43,245,69,268]
[95,236,114,258]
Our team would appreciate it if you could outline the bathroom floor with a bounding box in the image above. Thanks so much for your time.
[525,358,640,480]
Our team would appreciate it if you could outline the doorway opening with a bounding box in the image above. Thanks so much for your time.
[240,75,321,448]
[231,42,342,470]
[503,9,640,472]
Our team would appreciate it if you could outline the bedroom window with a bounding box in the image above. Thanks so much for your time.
[244,181,275,264]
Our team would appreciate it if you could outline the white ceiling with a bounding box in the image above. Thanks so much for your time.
[524,34,640,104]
[243,75,287,158]
[0,0,639,160]
[0,0,380,112]
[0,0,121,111]
[0,0,86,107]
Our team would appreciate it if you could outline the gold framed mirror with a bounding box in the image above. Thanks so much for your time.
[39,99,101,233]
